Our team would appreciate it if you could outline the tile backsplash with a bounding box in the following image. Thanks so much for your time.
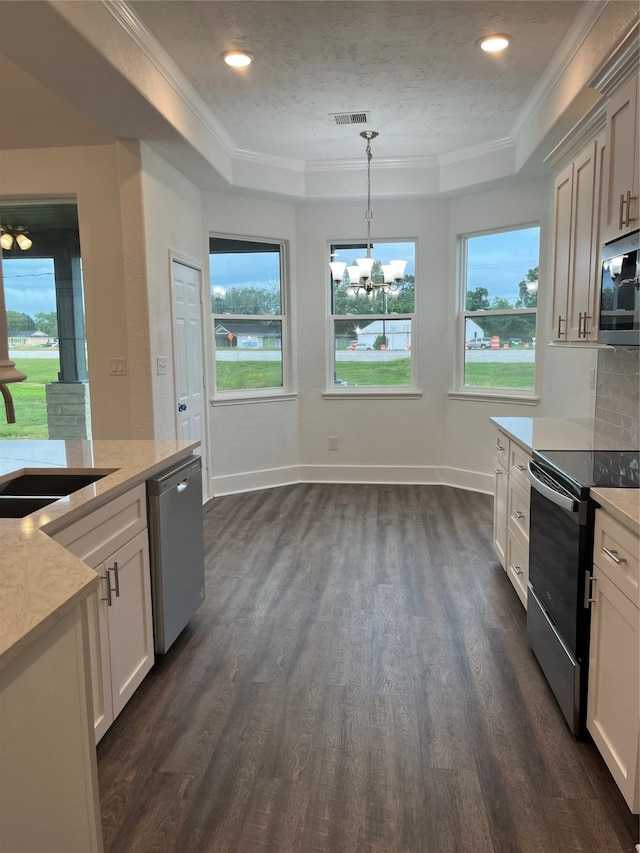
[595,347,639,447]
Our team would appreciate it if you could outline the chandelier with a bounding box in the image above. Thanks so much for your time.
[329,131,407,296]
[0,225,33,252]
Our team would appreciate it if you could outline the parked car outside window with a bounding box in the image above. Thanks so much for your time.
[467,337,492,349]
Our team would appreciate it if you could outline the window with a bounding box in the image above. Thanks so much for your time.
[330,241,415,389]
[209,236,287,395]
[460,226,539,394]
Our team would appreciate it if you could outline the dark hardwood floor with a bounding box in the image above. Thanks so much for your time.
[98,484,639,852]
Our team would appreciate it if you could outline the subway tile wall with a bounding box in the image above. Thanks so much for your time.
[595,347,639,447]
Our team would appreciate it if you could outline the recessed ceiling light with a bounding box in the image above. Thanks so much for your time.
[222,50,253,68]
[478,34,510,53]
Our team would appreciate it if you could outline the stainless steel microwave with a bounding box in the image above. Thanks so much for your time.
[598,229,640,346]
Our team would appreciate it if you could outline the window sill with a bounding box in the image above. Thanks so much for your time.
[323,388,423,400]
[210,391,298,407]
[448,390,540,405]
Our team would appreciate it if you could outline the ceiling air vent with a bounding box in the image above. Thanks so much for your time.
[330,111,370,126]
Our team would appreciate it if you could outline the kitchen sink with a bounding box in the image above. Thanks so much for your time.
[0,471,111,498]
[0,496,59,518]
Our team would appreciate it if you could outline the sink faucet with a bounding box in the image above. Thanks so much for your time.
[0,383,16,423]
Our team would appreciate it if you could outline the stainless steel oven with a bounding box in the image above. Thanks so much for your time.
[527,449,639,736]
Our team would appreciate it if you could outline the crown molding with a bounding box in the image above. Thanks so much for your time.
[590,20,640,95]
[544,101,607,171]
[509,0,609,142]
[101,0,235,153]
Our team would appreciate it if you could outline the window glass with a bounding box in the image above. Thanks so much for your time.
[461,226,539,392]
[1,201,89,439]
[330,241,415,388]
[210,237,285,393]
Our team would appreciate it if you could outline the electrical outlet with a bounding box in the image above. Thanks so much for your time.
[328,436,338,451]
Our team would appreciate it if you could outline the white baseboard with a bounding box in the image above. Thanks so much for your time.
[209,464,494,498]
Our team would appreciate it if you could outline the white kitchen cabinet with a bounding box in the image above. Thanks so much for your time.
[492,430,509,568]
[550,135,603,342]
[600,73,639,244]
[587,509,639,813]
[492,429,531,608]
[0,604,103,852]
[53,484,154,742]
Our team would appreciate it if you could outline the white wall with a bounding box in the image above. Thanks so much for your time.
[0,143,153,439]
[139,144,205,439]
[295,197,454,485]
[445,176,597,481]
[201,191,300,495]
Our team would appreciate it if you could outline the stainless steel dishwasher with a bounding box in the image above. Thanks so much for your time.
[147,455,205,653]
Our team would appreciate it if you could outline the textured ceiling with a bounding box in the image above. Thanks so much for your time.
[129,0,584,162]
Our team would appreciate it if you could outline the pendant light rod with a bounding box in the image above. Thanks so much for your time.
[361,130,378,260]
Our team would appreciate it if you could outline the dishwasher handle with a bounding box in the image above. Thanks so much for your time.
[176,480,189,494]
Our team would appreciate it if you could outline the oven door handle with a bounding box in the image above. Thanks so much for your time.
[527,461,579,513]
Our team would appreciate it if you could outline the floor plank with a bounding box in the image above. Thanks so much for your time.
[98,484,639,852]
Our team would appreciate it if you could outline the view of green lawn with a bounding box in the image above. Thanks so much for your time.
[216,357,534,390]
[0,358,59,439]
[1,356,533,433]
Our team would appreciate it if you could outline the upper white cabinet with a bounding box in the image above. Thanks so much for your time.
[550,135,604,342]
[600,73,638,244]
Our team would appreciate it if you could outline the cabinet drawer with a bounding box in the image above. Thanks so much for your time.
[494,430,509,467]
[594,510,639,607]
[53,484,147,569]
[506,527,529,609]
[508,478,530,543]
[509,442,531,492]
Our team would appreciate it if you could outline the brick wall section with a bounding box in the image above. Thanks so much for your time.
[595,348,639,447]
[45,382,91,440]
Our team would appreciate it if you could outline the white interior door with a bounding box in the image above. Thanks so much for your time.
[171,258,209,498]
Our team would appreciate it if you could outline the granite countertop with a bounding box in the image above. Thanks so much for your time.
[590,488,640,536]
[0,439,199,668]
[490,416,638,453]
[490,417,639,535]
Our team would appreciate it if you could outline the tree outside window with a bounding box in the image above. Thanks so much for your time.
[461,226,539,393]
[330,241,416,389]
[210,237,286,394]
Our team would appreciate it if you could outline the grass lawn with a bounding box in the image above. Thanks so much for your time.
[0,358,59,439]
[464,362,534,389]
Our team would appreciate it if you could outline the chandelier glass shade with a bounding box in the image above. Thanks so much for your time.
[329,131,407,297]
[0,226,33,252]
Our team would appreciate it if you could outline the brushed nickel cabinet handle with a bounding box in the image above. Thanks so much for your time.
[496,442,505,452]
[602,546,626,565]
[619,193,626,230]
[515,464,526,472]
[513,509,525,519]
[101,572,113,607]
[108,561,120,597]
[627,191,637,225]
[558,315,566,338]
[586,573,597,606]
[494,468,502,475]
[510,564,523,575]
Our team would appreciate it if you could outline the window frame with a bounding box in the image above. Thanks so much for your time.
[325,238,419,397]
[209,233,293,403]
[455,224,540,403]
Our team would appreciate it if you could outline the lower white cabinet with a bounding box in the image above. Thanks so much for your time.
[492,428,531,608]
[587,509,639,814]
[53,484,154,743]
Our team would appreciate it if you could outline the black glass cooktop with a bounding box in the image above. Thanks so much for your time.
[533,449,640,496]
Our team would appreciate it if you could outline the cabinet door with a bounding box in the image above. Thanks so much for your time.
[587,566,639,813]
[567,139,599,341]
[85,579,114,743]
[105,529,154,720]
[492,460,508,568]
[550,162,573,340]
[601,74,639,243]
